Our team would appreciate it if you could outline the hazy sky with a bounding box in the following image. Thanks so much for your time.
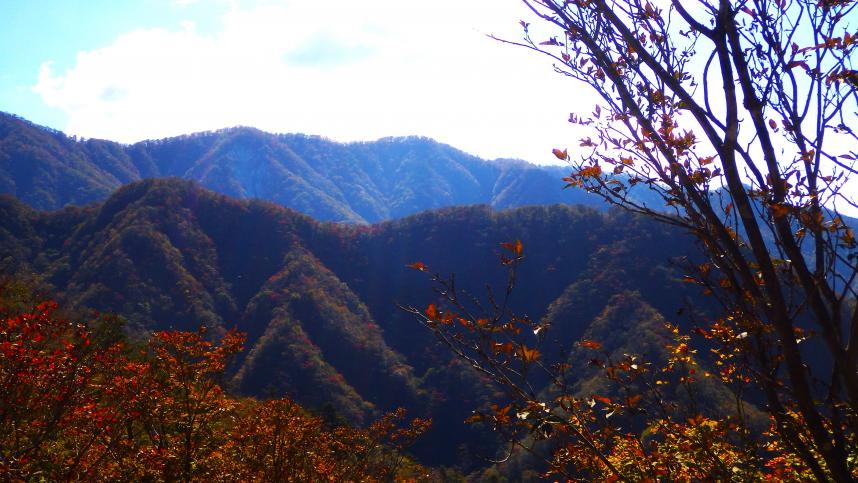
[0,0,586,164]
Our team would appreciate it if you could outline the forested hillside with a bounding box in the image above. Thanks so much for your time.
[0,112,606,223]
[0,178,719,469]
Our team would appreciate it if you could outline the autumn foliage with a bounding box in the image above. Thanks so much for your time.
[407,241,857,481]
[401,0,858,479]
[0,286,429,481]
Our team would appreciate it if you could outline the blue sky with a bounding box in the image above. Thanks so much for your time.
[0,0,579,164]
[0,1,223,129]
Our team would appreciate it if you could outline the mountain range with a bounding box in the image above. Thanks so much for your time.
[1,112,760,475]
[0,110,744,472]
[0,111,611,223]
[0,177,718,469]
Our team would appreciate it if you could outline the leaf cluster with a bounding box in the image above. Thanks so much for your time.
[0,283,430,482]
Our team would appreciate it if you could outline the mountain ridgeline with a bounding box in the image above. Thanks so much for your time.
[0,112,606,223]
[0,178,717,468]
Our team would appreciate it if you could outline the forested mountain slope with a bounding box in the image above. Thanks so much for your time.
[0,178,714,468]
[0,112,603,222]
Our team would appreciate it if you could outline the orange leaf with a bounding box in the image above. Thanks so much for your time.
[407,261,427,271]
[579,339,603,350]
[493,341,514,355]
[552,148,568,160]
[464,412,485,424]
[578,165,602,177]
[501,241,522,255]
[494,404,512,418]
[770,203,790,219]
[425,304,438,321]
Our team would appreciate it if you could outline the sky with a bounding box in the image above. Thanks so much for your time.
[0,0,584,165]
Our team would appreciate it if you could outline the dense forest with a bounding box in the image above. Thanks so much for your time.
[0,111,619,223]
[0,177,727,474]
[0,279,431,481]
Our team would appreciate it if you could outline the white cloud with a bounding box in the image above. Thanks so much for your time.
[32,0,591,164]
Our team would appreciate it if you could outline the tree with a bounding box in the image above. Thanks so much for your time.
[0,300,137,481]
[407,0,857,480]
[0,282,431,481]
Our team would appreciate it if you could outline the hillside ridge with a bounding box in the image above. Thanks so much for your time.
[0,111,599,223]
